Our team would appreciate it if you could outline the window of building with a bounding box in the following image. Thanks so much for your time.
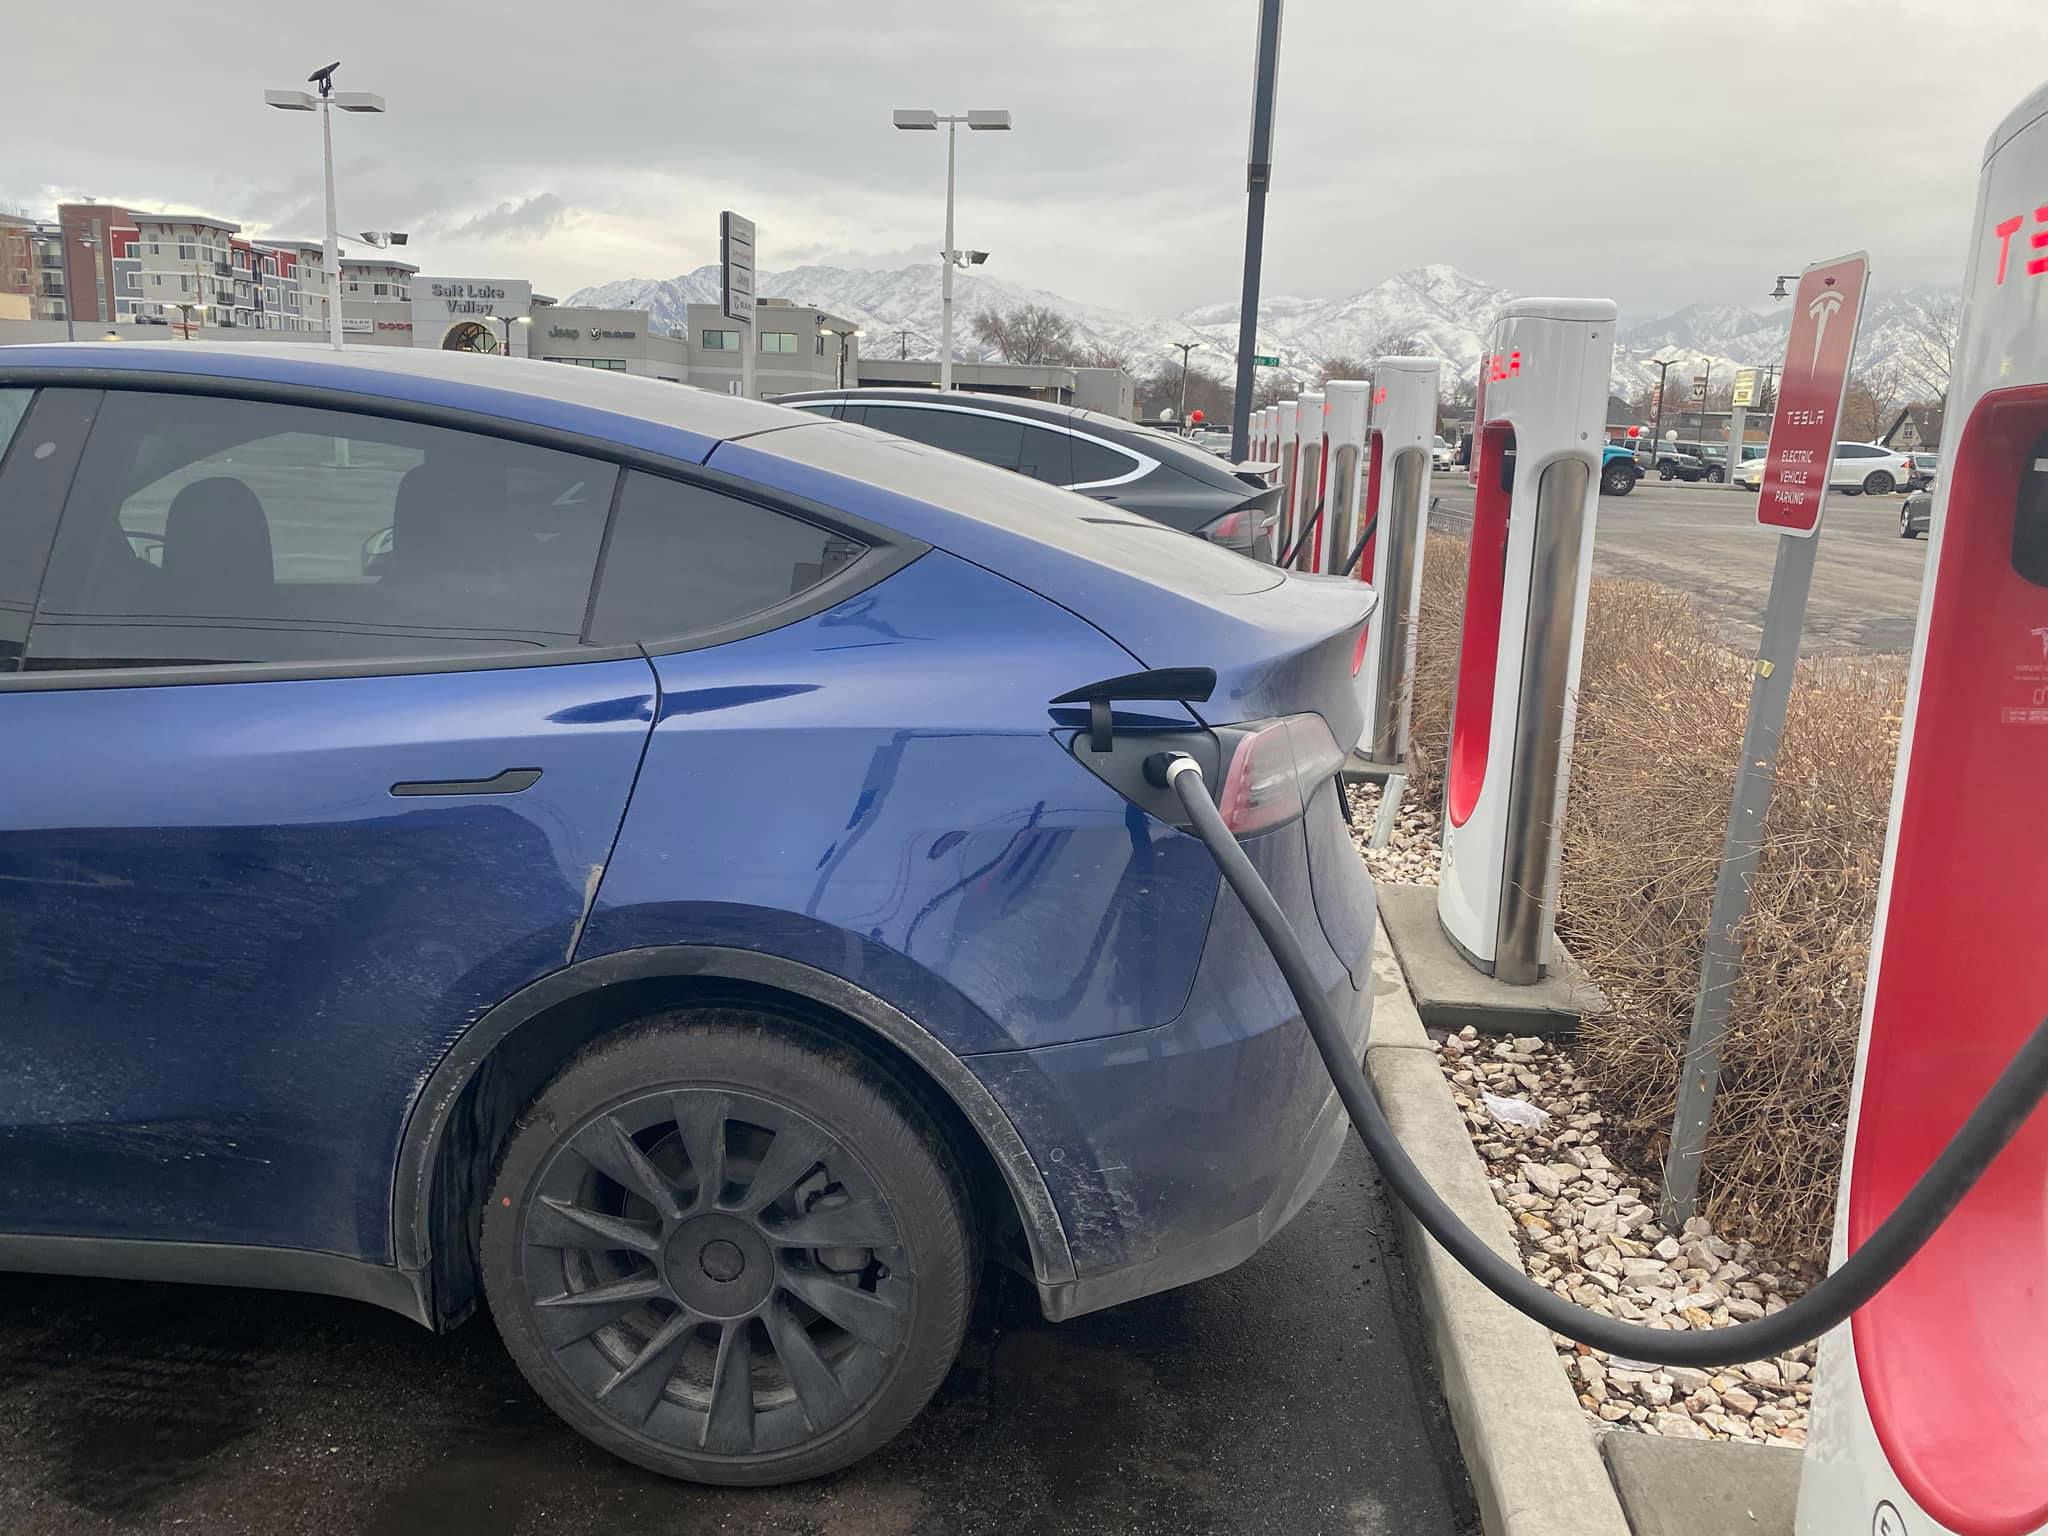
[541,357,628,371]
[586,472,867,645]
[701,330,741,352]
[816,335,828,356]
[372,283,389,297]
[147,242,160,256]
[28,391,618,671]
[177,243,195,260]
[347,281,360,294]
[759,332,799,354]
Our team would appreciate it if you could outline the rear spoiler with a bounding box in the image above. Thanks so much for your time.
[1234,460,1280,485]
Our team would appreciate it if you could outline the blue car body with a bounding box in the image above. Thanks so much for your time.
[0,342,1374,1328]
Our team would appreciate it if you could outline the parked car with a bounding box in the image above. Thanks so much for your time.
[1733,441,1915,496]
[0,342,1376,1487]
[1905,450,1940,490]
[1654,448,1715,483]
[1901,489,1934,538]
[1599,442,1641,496]
[1829,441,1916,495]
[776,389,1283,561]
[1432,434,1455,471]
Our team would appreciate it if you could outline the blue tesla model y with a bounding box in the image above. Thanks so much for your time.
[0,344,1376,1484]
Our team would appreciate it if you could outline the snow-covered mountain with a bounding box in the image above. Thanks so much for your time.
[564,262,1957,406]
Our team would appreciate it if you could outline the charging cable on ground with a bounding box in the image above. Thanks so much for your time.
[1152,750,2048,1367]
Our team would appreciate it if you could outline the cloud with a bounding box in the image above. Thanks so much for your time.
[429,193,573,243]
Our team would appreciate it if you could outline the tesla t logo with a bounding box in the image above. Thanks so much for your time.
[1992,205,2048,284]
[1486,350,1523,382]
[1808,288,1844,372]
[2032,625,2048,658]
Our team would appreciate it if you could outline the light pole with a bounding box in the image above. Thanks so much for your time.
[266,62,385,352]
[1171,340,1202,429]
[496,313,530,359]
[892,107,1011,391]
[1646,357,1676,453]
[818,320,862,388]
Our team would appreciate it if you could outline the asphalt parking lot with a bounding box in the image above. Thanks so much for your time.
[0,1138,1477,1536]
[1429,476,1928,655]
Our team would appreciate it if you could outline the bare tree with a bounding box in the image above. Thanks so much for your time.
[1078,340,1134,372]
[1139,362,1233,424]
[970,303,1080,366]
[1842,361,1908,442]
[1316,355,1372,386]
[1367,328,1425,358]
[1894,294,1960,407]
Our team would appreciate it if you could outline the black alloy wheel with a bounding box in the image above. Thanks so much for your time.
[483,1014,976,1484]
[1866,471,1895,495]
[1601,461,1637,496]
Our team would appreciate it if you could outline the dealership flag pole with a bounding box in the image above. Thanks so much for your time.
[1660,254,1870,1230]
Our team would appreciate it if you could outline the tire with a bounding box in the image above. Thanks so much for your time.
[482,1010,978,1486]
[1600,462,1636,496]
[1706,467,1725,484]
[1865,471,1894,495]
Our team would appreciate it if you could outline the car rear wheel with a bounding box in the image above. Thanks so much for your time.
[1865,471,1895,495]
[1600,462,1636,496]
[1901,507,1918,539]
[482,1010,978,1485]
[1706,466,1726,484]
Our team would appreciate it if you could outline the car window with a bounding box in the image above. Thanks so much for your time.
[586,471,867,645]
[858,405,1026,471]
[1014,423,1074,485]
[789,401,838,419]
[1069,436,1144,485]
[2,388,94,670]
[28,390,617,671]
[1836,443,1875,458]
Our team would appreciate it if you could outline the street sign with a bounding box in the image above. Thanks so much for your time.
[719,211,756,327]
[1755,252,1869,535]
[1732,367,1760,407]
[1252,353,1280,367]
[1690,375,1708,400]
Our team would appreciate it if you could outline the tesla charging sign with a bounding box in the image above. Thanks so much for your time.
[1757,253,1869,535]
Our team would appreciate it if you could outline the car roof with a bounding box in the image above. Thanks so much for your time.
[776,387,1077,427]
[0,340,797,465]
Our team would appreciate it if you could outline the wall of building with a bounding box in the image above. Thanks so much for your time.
[532,308,689,379]
[684,299,858,398]
[1073,366,1136,420]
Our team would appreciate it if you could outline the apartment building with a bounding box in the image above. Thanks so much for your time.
[55,203,141,325]
[129,214,241,331]
[340,258,418,345]
[262,241,331,333]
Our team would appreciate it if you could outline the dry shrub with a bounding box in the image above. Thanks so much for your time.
[1403,530,1906,1265]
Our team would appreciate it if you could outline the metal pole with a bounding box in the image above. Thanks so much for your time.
[1650,358,1671,449]
[1229,0,1284,463]
[1659,529,1820,1228]
[321,97,343,351]
[1173,339,1200,427]
[940,118,958,392]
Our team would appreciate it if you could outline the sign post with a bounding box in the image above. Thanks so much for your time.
[1660,252,1870,1228]
[721,211,756,399]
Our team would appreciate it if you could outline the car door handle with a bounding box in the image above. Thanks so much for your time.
[390,768,543,797]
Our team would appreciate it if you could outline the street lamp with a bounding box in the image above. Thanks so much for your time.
[1645,357,1677,453]
[818,319,862,389]
[1170,340,1203,430]
[892,106,1012,391]
[266,62,385,352]
[1768,274,1801,301]
[496,312,530,359]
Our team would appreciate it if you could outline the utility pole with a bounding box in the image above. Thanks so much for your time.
[1230,0,1285,463]
[1172,340,1202,429]
[895,328,915,360]
[1647,357,1675,453]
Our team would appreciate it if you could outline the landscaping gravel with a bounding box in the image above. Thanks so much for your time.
[1344,779,1442,884]
[1436,1027,1817,1447]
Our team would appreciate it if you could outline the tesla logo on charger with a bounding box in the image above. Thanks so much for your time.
[1486,350,1523,382]
[1992,204,2048,283]
[2031,625,2048,658]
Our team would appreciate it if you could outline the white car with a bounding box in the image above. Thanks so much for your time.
[1735,441,1915,495]
[1431,434,1455,471]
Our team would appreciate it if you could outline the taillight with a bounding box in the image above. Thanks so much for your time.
[1208,510,1245,540]
[1214,714,1348,834]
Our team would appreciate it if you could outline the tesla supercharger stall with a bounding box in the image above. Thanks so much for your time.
[1351,357,1442,845]
[1320,381,1371,579]
[1291,391,1328,571]
[1275,401,1302,557]
[1437,298,1616,984]
[1795,83,2048,1536]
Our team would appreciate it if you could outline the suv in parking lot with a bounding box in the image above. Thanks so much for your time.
[776,388,1283,561]
[0,344,1374,1487]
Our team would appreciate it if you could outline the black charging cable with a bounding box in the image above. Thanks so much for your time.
[1156,751,2048,1367]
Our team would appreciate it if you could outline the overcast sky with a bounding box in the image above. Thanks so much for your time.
[9,0,2042,320]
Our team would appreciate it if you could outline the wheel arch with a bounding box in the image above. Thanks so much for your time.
[391,945,1076,1329]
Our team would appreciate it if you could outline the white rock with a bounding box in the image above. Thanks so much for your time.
[1720,1386,1760,1416]
[1522,1162,1563,1198]
[1653,1235,1682,1262]
[1652,1411,1709,1439]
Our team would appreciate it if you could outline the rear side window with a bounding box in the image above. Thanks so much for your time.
[1069,436,1143,485]
[29,391,616,671]
[1,388,93,670]
[1013,423,1073,486]
[859,405,1025,471]
[586,471,867,644]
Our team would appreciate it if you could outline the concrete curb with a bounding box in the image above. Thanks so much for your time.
[1367,932,1632,1536]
